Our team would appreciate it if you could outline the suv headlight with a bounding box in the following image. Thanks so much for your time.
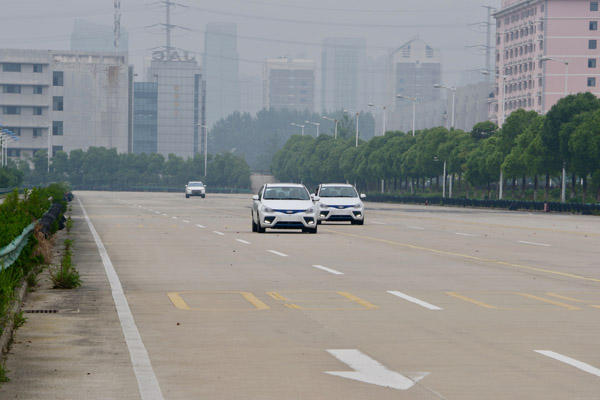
[318,202,329,209]
[261,205,274,213]
[353,203,363,209]
[306,207,316,214]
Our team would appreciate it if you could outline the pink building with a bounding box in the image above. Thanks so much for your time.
[492,0,600,125]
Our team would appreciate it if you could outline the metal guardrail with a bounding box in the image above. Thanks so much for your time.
[0,222,35,270]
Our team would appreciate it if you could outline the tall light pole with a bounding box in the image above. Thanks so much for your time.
[368,103,387,136]
[434,157,447,198]
[290,122,305,136]
[434,84,456,129]
[46,122,51,172]
[197,124,208,178]
[344,110,360,147]
[396,94,417,136]
[322,116,338,139]
[482,69,508,200]
[539,56,570,203]
[305,120,320,136]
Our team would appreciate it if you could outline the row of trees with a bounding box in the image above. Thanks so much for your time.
[271,93,600,202]
[210,108,375,170]
[2,147,251,190]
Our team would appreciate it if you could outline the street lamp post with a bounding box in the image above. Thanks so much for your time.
[396,94,417,136]
[433,84,457,129]
[322,116,338,139]
[290,122,305,136]
[344,110,360,147]
[539,56,570,204]
[482,69,509,199]
[197,124,208,177]
[305,120,320,136]
[368,103,387,136]
[434,157,447,198]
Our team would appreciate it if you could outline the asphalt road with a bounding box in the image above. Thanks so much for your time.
[5,191,600,399]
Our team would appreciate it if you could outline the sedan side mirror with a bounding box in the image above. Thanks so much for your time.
[252,195,259,200]
[360,194,366,199]
[312,195,320,202]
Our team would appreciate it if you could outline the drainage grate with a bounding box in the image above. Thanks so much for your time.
[24,309,58,314]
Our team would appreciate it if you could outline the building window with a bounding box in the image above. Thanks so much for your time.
[52,146,63,156]
[33,85,43,94]
[589,58,597,68]
[33,128,42,137]
[590,21,598,30]
[33,64,43,73]
[52,121,63,136]
[4,127,21,136]
[7,149,21,157]
[3,63,21,72]
[53,71,64,86]
[3,85,21,94]
[592,2,599,11]
[33,107,43,116]
[590,39,597,49]
[588,77,596,86]
[3,106,21,115]
[53,96,63,111]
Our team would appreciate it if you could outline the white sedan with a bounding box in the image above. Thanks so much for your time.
[252,183,318,233]
[314,183,366,225]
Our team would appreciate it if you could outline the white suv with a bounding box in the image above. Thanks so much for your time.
[314,183,366,225]
[185,181,206,198]
[252,183,318,233]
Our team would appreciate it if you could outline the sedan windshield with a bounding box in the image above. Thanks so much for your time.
[263,187,310,200]
[319,186,358,198]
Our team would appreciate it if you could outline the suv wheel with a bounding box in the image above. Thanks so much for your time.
[251,214,258,232]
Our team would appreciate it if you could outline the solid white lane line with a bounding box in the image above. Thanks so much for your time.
[196,224,205,228]
[387,291,443,310]
[268,250,288,257]
[518,240,551,247]
[312,265,344,275]
[213,231,225,235]
[77,197,164,400]
[455,232,479,237]
[236,239,251,244]
[407,226,425,230]
[535,350,600,377]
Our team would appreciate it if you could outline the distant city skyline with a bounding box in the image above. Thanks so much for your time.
[0,0,499,91]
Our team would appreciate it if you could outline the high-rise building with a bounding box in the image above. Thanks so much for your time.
[239,75,262,116]
[203,23,240,127]
[133,82,158,154]
[321,37,366,112]
[70,19,129,53]
[263,57,315,112]
[492,0,600,125]
[387,38,442,111]
[0,49,130,161]
[147,50,206,159]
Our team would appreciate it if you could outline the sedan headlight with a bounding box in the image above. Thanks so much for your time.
[353,203,363,209]
[261,205,274,213]
[306,207,316,214]
[318,202,329,209]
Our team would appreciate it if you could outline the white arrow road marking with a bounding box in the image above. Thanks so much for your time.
[312,265,344,275]
[518,240,551,247]
[387,291,442,310]
[326,349,428,390]
[267,250,288,257]
[535,350,600,377]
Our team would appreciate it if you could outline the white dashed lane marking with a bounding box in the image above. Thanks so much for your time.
[236,239,251,244]
[267,250,288,257]
[312,265,344,275]
[535,351,600,377]
[518,240,551,247]
[387,291,443,310]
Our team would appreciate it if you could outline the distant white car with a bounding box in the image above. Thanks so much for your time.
[185,181,206,198]
[314,183,365,225]
[251,183,318,233]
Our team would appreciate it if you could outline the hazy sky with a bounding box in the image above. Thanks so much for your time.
[1,0,501,86]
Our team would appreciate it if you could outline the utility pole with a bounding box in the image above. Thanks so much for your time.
[114,0,121,52]
[483,6,494,83]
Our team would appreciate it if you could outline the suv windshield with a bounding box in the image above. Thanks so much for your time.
[263,186,310,200]
[319,186,358,198]
[188,182,204,187]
